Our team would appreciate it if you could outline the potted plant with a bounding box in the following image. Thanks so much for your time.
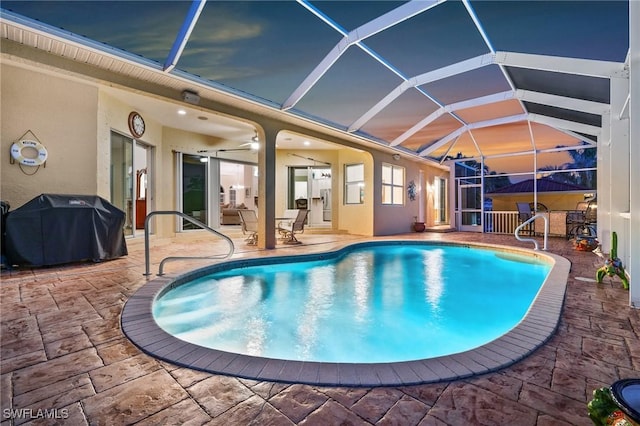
[413,216,425,232]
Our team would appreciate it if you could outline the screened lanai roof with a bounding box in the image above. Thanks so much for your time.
[0,1,630,174]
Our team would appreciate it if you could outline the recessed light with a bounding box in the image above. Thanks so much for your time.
[197,116,208,120]
[303,141,310,146]
[177,109,187,115]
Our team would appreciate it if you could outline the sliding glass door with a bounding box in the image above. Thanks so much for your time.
[110,131,153,237]
[110,132,134,236]
[175,153,258,231]
[180,154,210,229]
[287,166,332,227]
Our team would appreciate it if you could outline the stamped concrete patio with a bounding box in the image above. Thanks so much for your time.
[1,231,638,425]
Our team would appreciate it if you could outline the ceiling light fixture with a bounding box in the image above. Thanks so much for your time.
[181,89,200,105]
[177,109,187,115]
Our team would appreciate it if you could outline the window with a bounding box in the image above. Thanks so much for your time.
[344,163,364,204]
[287,167,309,209]
[434,177,448,223]
[382,163,404,205]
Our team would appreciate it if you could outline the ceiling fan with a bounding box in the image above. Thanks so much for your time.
[238,130,260,150]
[197,130,259,155]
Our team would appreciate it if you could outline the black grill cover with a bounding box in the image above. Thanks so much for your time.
[5,194,128,267]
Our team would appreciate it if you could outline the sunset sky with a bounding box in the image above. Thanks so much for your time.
[2,0,629,174]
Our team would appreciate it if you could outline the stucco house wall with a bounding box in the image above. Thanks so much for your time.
[490,193,587,211]
[1,64,98,208]
[1,60,449,242]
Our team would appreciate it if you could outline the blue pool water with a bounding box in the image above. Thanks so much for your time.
[153,243,551,363]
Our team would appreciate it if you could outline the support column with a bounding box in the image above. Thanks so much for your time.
[448,163,456,229]
[608,74,630,264]
[629,0,639,306]
[418,169,425,223]
[598,111,612,254]
[257,124,278,249]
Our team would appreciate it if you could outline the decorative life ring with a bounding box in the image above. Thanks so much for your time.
[10,139,48,166]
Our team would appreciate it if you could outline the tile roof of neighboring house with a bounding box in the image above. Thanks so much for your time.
[487,177,590,194]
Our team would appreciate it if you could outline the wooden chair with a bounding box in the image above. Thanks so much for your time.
[277,209,309,244]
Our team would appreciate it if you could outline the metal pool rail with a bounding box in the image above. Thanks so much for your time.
[515,213,548,251]
[144,211,234,276]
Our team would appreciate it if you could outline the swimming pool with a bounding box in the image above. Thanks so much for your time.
[154,244,549,363]
[122,240,570,386]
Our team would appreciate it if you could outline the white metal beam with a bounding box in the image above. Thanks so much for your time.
[439,134,461,164]
[349,53,494,132]
[281,39,351,110]
[419,113,528,156]
[461,0,494,54]
[419,127,466,157]
[629,0,639,306]
[390,90,515,146]
[353,0,443,41]
[528,113,601,136]
[462,0,531,122]
[495,51,624,78]
[347,81,415,132]
[412,53,495,87]
[283,0,443,110]
[554,128,597,146]
[466,113,529,130]
[447,90,515,112]
[516,89,610,115]
[163,0,207,72]
[390,109,447,146]
[619,93,630,119]
[467,129,483,157]
[444,144,597,163]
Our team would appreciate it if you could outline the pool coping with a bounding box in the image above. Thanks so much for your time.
[121,240,571,387]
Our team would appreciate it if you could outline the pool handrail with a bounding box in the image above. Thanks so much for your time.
[144,211,234,276]
[515,213,548,251]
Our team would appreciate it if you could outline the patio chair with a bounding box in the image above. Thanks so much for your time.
[574,200,597,238]
[277,209,309,244]
[516,202,535,235]
[565,201,592,240]
[238,209,258,245]
[295,198,308,210]
[528,202,548,213]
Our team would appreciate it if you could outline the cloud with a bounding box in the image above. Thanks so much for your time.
[93,5,264,68]
[196,21,262,44]
[173,9,265,80]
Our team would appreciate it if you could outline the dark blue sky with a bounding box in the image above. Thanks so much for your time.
[2,1,629,171]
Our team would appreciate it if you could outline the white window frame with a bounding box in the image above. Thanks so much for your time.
[381,163,404,205]
[344,163,364,204]
[434,176,448,223]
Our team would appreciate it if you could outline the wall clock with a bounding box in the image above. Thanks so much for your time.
[128,111,145,138]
